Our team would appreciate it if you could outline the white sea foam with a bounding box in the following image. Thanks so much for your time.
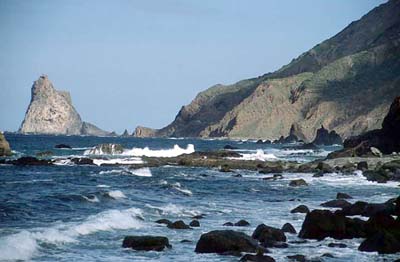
[171,182,193,196]
[54,159,74,166]
[82,195,100,203]
[106,190,126,199]
[96,184,110,188]
[99,169,126,175]
[145,203,200,217]
[229,149,278,161]
[122,144,195,157]
[0,208,143,261]
[93,157,143,166]
[128,167,152,177]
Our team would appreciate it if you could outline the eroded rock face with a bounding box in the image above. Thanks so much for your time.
[19,75,109,136]
[0,133,12,156]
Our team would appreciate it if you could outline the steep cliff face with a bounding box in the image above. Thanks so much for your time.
[19,75,109,136]
[135,0,400,140]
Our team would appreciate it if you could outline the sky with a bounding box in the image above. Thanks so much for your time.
[0,0,386,134]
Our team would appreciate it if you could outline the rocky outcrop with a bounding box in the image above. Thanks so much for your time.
[329,96,400,157]
[122,236,171,251]
[0,132,12,156]
[311,126,342,145]
[19,75,109,136]
[135,0,400,141]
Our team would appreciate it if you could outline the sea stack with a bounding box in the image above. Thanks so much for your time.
[19,75,109,136]
[0,132,12,156]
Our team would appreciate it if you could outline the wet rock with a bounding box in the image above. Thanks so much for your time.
[0,132,12,156]
[195,230,258,254]
[336,192,352,199]
[233,174,243,178]
[235,220,251,227]
[291,205,310,214]
[155,219,172,225]
[86,143,124,155]
[316,162,334,173]
[192,214,205,219]
[36,150,54,157]
[312,125,342,146]
[357,161,368,171]
[298,210,366,240]
[339,201,395,217]
[252,224,286,247]
[11,156,52,166]
[223,222,234,226]
[71,157,93,165]
[328,242,347,248]
[189,220,200,227]
[122,235,171,251]
[167,220,191,229]
[289,179,308,187]
[55,144,72,149]
[224,145,238,150]
[220,165,233,172]
[240,254,276,262]
[282,223,296,234]
[287,255,306,262]
[320,199,351,208]
[358,231,400,254]
[259,163,284,174]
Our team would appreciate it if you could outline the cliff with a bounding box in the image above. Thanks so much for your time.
[135,0,400,141]
[19,75,110,136]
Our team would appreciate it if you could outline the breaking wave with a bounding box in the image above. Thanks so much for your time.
[229,149,278,161]
[123,144,195,157]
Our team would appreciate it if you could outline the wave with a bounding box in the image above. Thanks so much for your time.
[145,203,199,217]
[122,144,195,157]
[229,149,278,161]
[92,157,143,166]
[128,167,152,177]
[105,190,126,199]
[0,208,143,261]
[82,195,100,203]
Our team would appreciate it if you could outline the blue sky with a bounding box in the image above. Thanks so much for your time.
[0,0,386,133]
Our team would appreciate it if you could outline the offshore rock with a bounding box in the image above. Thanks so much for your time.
[311,126,342,145]
[0,132,12,156]
[122,236,171,251]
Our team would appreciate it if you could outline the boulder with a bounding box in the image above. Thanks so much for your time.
[357,161,368,171]
[155,219,172,225]
[167,220,191,229]
[312,125,342,145]
[55,144,72,149]
[235,220,251,227]
[289,179,308,187]
[336,192,352,199]
[339,201,395,217]
[298,210,366,240]
[290,205,310,214]
[189,220,200,227]
[240,254,276,262]
[122,235,171,251]
[316,162,334,173]
[282,223,297,234]
[195,230,258,253]
[320,199,351,208]
[70,158,93,165]
[0,133,12,156]
[11,156,52,166]
[358,231,400,254]
[252,224,286,247]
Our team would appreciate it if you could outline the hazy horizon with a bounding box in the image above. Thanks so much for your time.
[0,0,386,134]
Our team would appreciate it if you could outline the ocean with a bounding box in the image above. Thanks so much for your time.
[0,134,399,261]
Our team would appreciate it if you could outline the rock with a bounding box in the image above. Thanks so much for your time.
[223,222,234,226]
[70,158,93,165]
[240,254,276,262]
[320,199,351,208]
[287,255,306,262]
[357,161,369,171]
[55,144,72,149]
[195,230,258,254]
[235,220,251,227]
[224,145,238,150]
[336,192,352,199]
[180,239,192,243]
[11,156,52,166]
[328,242,347,248]
[155,219,172,225]
[312,125,342,145]
[121,129,130,137]
[281,223,296,234]
[316,162,334,173]
[370,147,383,157]
[36,150,53,157]
[85,143,124,155]
[81,122,111,136]
[189,220,200,227]
[290,205,310,214]
[358,231,400,254]
[192,214,205,219]
[167,220,191,229]
[0,133,12,156]
[298,210,366,240]
[19,75,109,136]
[339,201,395,217]
[289,179,308,187]
[252,224,286,247]
[122,236,171,251]
[338,201,368,216]
[220,165,233,172]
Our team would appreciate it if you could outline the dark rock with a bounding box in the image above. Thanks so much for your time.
[298,210,366,240]
[240,254,276,262]
[252,224,286,247]
[336,192,352,199]
[180,239,192,243]
[316,162,334,173]
[328,242,347,248]
[321,253,335,258]
[71,157,93,165]
[287,255,306,262]
[291,205,310,214]
[223,222,234,226]
[357,161,369,171]
[321,199,351,208]
[339,201,395,217]
[192,214,205,219]
[235,220,251,227]
[220,165,233,172]
[338,201,368,216]
[358,231,400,254]
[121,129,130,137]
[189,220,200,227]
[312,125,342,145]
[11,156,52,166]
[155,219,172,225]
[224,145,238,150]
[195,230,258,253]
[36,150,53,157]
[233,174,243,178]
[167,220,190,229]
[282,223,296,234]
[259,163,284,174]
[122,236,171,251]
[55,144,72,149]
[0,133,12,156]
[289,179,308,187]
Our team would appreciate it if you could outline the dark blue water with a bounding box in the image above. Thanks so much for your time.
[0,134,398,261]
